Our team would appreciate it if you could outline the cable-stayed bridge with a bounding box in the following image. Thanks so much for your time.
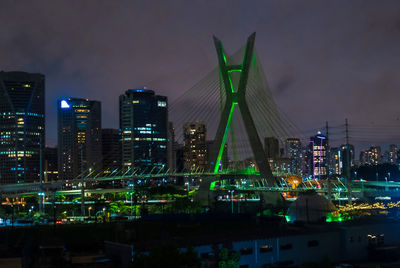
[0,33,349,205]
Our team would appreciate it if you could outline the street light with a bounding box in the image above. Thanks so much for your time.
[228,190,235,214]
[385,177,388,191]
[128,183,134,218]
[88,206,92,217]
[185,181,190,199]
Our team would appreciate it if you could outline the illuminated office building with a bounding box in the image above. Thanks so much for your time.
[0,71,45,184]
[119,88,168,172]
[183,122,207,171]
[285,138,302,174]
[57,98,102,180]
[309,131,328,180]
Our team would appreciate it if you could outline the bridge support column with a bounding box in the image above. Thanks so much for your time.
[81,181,85,217]
[209,33,275,185]
[194,177,215,208]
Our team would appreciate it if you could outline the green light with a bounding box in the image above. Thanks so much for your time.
[220,50,238,93]
[222,46,227,64]
[214,103,236,173]
[284,215,290,222]
[210,181,218,191]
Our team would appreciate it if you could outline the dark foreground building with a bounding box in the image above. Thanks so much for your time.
[57,98,102,180]
[119,88,168,172]
[0,71,45,184]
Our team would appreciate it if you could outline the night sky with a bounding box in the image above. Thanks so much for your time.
[1,0,400,153]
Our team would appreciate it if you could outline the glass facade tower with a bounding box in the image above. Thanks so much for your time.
[102,128,122,173]
[0,71,45,184]
[57,98,102,180]
[119,89,168,172]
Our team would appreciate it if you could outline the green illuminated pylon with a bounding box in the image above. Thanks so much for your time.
[209,32,275,185]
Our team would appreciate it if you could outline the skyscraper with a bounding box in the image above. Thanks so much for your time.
[183,122,207,171]
[264,137,280,159]
[44,147,58,182]
[285,138,302,174]
[120,88,168,172]
[309,131,328,180]
[0,71,45,184]
[57,98,102,180]
[102,128,122,173]
[341,144,354,176]
[301,146,313,177]
[329,147,342,176]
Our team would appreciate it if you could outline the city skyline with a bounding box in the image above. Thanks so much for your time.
[1,1,400,152]
[1,2,400,266]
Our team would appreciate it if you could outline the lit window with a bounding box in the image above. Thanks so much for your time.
[157,101,166,107]
[61,100,70,109]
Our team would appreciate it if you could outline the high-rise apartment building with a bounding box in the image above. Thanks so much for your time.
[309,131,328,180]
[369,146,381,165]
[359,146,381,166]
[102,128,122,173]
[0,71,45,184]
[57,98,102,180]
[360,150,369,165]
[183,122,207,171]
[120,89,168,172]
[388,144,398,165]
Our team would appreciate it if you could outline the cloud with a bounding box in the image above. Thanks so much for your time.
[0,0,399,153]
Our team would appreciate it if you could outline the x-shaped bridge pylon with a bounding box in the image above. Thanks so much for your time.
[209,32,275,185]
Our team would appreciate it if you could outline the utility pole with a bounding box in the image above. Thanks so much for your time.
[39,135,44,213]
[345,119,352,205]
[326,121,329,141]
[80,146,85,217]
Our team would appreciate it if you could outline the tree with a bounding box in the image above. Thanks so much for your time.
[217,248,240,268]
[109,201,130,215]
